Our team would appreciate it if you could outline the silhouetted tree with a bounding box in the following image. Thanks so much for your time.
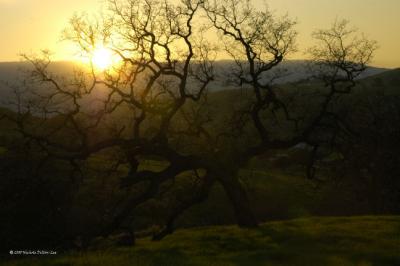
[2,0,376,244]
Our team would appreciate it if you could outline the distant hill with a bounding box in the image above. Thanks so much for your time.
[0,61,78,106]
[0,60,390,86]
[354,68,400,95]
[0,61,77,82]
[0,60,395,109]
[207,67,400,104]
[210,60,390,90]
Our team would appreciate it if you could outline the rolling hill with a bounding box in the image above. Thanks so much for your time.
[3,216,400,266]
[0,60,391,103]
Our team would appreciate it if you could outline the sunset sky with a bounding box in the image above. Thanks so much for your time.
[0,0,399,68]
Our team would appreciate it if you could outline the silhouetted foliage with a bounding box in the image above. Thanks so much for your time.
[0,0,381,250]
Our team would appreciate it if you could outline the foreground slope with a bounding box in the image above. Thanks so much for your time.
[4,216,400,266]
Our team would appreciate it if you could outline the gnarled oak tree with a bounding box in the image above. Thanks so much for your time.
[5,0,376,244]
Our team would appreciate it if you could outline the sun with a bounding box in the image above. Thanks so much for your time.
[73,45,122,71]
[91,47,117,70]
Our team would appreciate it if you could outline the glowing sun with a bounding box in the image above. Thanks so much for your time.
[91,47,118,70]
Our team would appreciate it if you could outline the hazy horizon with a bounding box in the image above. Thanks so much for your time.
[0,59,396,70]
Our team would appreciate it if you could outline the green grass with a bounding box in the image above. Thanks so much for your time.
[3,216,400,266]
[0,146,7,155]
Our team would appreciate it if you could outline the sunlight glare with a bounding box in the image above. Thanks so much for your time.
[92,47,116,70]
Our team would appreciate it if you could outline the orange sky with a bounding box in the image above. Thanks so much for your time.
[0,0,399,68]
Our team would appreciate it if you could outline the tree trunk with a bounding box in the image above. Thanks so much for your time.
[218,171,258,227]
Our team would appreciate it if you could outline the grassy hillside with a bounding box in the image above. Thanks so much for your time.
[356,68,400,94]
[3,216,400,266]
[0,67,399,264]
